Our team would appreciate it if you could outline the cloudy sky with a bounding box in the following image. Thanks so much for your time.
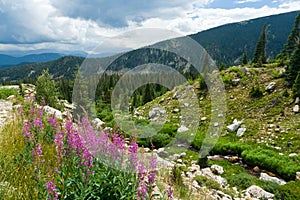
[0,0,300,56]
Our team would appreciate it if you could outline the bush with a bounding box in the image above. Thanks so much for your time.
[0,87,18,99]
[227,173,257,190]
[277,181,300,200]
[159,122,178,137]
[193,175,221,190]
[249,86,264,98]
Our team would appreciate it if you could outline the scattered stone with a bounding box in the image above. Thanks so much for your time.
[176,159,183,164]
[274,146,282,151]
[295,97,300,104]
[228,156,239,163]
[157,148,165,154]
[148,107,166,119]
[287,142,293,147]
[92,118,105,129]
[177,125,189,133]
[289,153,297,157]
[43,106,62,119]
[293,105,299,113]
[172,108,180,113]
[253,166,260,173]
[232,78,241,84]
[230,95,234,99]
[188,164,200,173]
[274,128,280,132]
[227,120,243,132]
[180,152,186,157]
[265,82,276,91]
[211,165,224,175]
[260,172,286,185]
[201,168,227,188]
[171,154,181,161]
[237,127,246,137]
[214,122,219,127]
[218,113,224,118]
[245,185,275,199]
[296,172,300,181]
[201,117,207,121]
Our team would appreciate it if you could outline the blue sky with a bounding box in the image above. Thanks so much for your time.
[0,0,299,55]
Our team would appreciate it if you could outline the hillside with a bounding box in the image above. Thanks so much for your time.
[190,11,299,65]
[0,11,298,82]
[0,53,64,68]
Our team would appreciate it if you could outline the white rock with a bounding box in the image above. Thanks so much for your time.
[265,82,276,91]
[43,106,62,119]
[177,125,189,133]
[201,168,227,188]
[92,118,105,128]
[295,97,300,104]
[227,121,243,132]
[245,185,274,199]
[260,173,286,185]
[211,164,224,175]
[296,172,300,181]
[289,153,297,157]
[157,148,165,154]
[293,105,299,113]
[237,127,246,137]
[201,117,207,121]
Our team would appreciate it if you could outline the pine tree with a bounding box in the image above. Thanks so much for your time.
[242,48,248,66]
[142,83,153,105]
[284,12,300,57]
[252,24,267,65]
[285,42,300,86]
[293,71,300,98]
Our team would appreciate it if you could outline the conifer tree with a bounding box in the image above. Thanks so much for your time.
[286,42,300,86]
[284,12,300,57]
[293,71,300,98]
[242,48,248,66]
[252,24,267,65]
[142,83,154,105]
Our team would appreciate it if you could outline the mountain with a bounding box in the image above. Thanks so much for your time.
[0,53,64,68]
[190,10,299,65]
[0,11,299,82]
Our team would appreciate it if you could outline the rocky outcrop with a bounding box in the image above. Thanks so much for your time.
[43,106,62,119]
[0,100,13,130]
[259,173,286,185]
[244,185,274,199]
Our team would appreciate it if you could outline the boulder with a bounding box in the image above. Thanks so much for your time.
[260,173,286,185]
[293,105,299,113]
[245,185,275,199]
[201,168,227,188]
[43,106,62,119]
[227,120,243,132]
[211,164,224,175]
[177,125,189,133]
[92,118,105,128]
[265,82,276,91]
[237,127,246,137]
[296,172,300,181]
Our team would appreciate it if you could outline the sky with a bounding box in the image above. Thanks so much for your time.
[0,0,300,56]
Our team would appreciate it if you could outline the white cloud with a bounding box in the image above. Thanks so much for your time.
[0,0,299,55]
[235,0,262,4]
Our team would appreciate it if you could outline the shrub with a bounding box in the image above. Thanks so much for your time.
[227,173,257,190]
[171,165,184,187]
[277,181,300,200]
[193,175,221,190]
[249,86,264,98]
[0,87,18,99]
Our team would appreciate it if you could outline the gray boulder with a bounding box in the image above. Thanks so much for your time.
[266,82,276,91]
[245,185,274,199]
[237,127,246,137]
[260,173,286,185]
[227,120,243,132]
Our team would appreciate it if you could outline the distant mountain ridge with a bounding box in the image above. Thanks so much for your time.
[0,53,64,68]
[0,10,299,81]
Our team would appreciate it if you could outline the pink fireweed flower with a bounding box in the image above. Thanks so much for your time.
[166,185,174,199]
[34,118,43,128]
[54,130,65,163]
[36,145,43,155]
[128,142,139,171]
[46,181,59,200]
[148,153,157,186]
[49,116,58,128]
[38,109,43,117]
[22,122,31,138]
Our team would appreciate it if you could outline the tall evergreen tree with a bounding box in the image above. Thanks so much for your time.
[242,48,248,66]
[293,71,300,98]
[142,83,154,105]
[284,12,300,57]
[286,42,300,86]
[252,24,267,65]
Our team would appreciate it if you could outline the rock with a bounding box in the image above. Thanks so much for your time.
[177,125,189,133]
[237,127,246,137]
[232,78,241,84]
[180,152,186,157]
[201,168,227,188]
[43,106,62,119]
[201,117,207,121]
[295,97,300,104]
[274,128,280,132]
[171,154,181,161]
[92,118,105,128]
[211,164,224,175]
[230,95,234,99]
[148,107,166,119]
[6,95,15,101]
[228,156,239,163]
[177,159,183,164]
[157,148,165,154]
[289,153,297,157]
[218,113,224,118]
[214,122,219,127]
[296,172,300,181]
[260,172,286,185]
[172,108,180,113]
[188,164,200,173]
[245,185,274,199]
[287,142,293,147]
[227,120,243,132]
[144,148,150,153]
[265,82,276,91]
[293,105,299,113]
[253,166,260,173]
[151,185,163,199]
